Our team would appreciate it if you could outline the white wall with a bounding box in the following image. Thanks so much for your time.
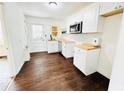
[0,4,8,49]
[0,19,4,45]
[61,34,101,43]
[97,14,122,79]
[25,16,66,52]
[3,3,28,76]
[108,12,124,90]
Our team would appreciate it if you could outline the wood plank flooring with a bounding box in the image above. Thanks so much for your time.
[8,52,109,91]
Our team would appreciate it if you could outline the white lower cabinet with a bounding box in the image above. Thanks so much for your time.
[73,47,100,75]
[62,42,75,58]
[47,41,58,53]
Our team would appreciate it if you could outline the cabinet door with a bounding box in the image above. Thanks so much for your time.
[62,43,66,57]
[74,48,81,69]
[79,49,86,72]
[73,47,86,73]
[48,41,58,53]
[100,3,116,15]
[83,4,99,33]
[58,42,62,52]
[47,42,52,53]
[53,42,58,52]
[66,43,74,57]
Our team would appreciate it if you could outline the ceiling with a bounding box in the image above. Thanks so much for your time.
[16,2,91,19]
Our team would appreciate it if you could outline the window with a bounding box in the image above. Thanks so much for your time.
[31,24,43,39]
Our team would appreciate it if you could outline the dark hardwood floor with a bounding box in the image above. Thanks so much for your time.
[8,52,109,91]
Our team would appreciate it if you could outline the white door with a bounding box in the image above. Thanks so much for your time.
[29,24,46,53]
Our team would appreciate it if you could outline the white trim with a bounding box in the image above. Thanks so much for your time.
[6,76,15,91]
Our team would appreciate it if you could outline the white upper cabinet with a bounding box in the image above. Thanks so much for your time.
[82,3,100,33]
[100,3,116,15]
[100,2,124,16]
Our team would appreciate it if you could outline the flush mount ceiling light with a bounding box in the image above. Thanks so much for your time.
[49,2,58,6]
[45,2,63,10]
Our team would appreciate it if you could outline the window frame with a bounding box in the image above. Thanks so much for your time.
[30,23,44,40]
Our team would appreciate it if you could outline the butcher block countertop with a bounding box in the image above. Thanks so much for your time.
[59,38,75,43]
[75,43,100,50]
[48,40,57,42]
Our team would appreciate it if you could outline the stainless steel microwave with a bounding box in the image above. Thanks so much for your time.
[70,21,82,34]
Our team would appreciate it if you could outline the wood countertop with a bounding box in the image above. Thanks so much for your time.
[75,43,100,50]
[48,40,57,41]
[59,38,75,43]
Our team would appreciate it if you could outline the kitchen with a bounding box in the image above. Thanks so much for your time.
[1,2,124,91]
